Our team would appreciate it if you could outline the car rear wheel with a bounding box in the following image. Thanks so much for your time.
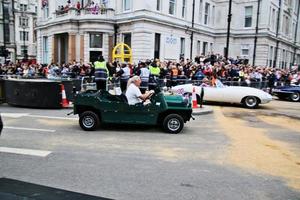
[243,96,259,109]
[162,114,184,134]
[290,92,300,102]
[79,111,100,131]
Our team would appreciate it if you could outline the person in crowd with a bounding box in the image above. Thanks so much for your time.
[136,62,150,94]
[94,55,109,90]
[117,62,131,92]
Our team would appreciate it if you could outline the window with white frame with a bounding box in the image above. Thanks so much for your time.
[269,46,274,67]
[156,0,161,11]
[169,0,176,15]
[182,0,187,18]
[198,0,203,23]
[211,5,215,26]
[20,4,27,12]
[43,36,49,64]
[20,31,29,41]
[90,33,103,48]
[123,0,131,11]
[271,8,276,31]
[43,6,49,18]
[245,6,253,27]
[241,44,250,56]
[21,45,28,57]
[284,15,290,36]
[19,17,28,27]
[197,41,201,55]
[202,42,208,55]
[123,33,132,47]
[180,37,185,56]
[204,3,210,25]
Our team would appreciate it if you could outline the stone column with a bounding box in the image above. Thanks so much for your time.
[52,35,58,64]
[80,35,85,63]
[68,33,76,63]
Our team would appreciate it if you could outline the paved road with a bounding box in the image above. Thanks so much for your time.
[0,100,300,200]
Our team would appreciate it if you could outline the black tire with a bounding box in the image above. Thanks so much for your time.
[289,92,300,102]
[162,114,184,134]
[243,96,259,109]
[79,111,100,131]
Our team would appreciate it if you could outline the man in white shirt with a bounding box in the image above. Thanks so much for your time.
[126,76,154,105]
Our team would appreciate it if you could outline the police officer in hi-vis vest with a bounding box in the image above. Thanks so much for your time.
[94,56,109,90]
[148,61,160,90]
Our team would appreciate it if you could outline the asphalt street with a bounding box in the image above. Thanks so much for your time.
[0,99,300,200]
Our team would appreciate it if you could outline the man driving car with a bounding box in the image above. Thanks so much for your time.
[126,76,154,105]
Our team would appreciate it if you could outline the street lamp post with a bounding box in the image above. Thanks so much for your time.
[253,0,261,66]
[225,0,233,60]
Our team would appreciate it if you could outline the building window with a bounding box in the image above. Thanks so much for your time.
[43,36,49,64]
[21,45,28,57]
[123,0,131,11]
[182,0,186,18]
[157,0,161,11]
[20,31,29,41]
[197,41,201,55]
[245,6,253,27]
[202,42,208,55]
[241,45,250,56]
[204,3,210,25]
[123,33,132,47]
[180,38,185,58]
[210,43,213,54]
[198,0,203,23]
[43,6,49,18]
[269,46,274,67]
[90,33,103,48]
[271,8,276,31]
[19,17,28,27]
[3,3,10,42]
[284,15,290,36]
[20,4,28,12]
[212,5,215,26]
[169,0,176,15]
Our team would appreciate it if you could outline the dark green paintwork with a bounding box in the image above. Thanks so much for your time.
[73,90,193,126]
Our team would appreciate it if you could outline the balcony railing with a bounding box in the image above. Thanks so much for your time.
[55,6,115,19]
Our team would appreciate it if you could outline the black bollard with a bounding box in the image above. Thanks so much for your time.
[200,87,204,108]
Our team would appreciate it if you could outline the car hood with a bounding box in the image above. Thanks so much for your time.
[164,95,190,108]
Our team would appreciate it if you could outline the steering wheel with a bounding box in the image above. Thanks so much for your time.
[146,91,155,99]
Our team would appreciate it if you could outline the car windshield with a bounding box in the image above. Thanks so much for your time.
[215,79,225,88]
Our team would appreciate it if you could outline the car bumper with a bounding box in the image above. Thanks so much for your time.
[261,95,273,104]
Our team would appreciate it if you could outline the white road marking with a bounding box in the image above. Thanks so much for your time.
[28,115,78,121]
[4,126,56,133]
[0,147,51,157]
[1,113,29,118]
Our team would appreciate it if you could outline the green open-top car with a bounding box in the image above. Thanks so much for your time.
[73,89,193,134]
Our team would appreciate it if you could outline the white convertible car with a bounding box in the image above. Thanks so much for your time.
[171,81,273,108]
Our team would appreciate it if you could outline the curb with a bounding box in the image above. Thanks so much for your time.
[192,106,214,116]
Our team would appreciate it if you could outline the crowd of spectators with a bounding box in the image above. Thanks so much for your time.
[0,54,299,89]
[56,0,107,15]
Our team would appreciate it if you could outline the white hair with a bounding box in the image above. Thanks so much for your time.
[126,75,140,90]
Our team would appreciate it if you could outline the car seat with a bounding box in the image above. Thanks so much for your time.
[120,93,128,104]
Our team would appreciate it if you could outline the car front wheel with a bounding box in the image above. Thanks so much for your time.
[243,96,259,109]
[162,114,184,134]
[79,111,100,131]
[290,92,300,102]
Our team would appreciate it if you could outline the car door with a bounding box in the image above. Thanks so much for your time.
[203,87,224,102]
